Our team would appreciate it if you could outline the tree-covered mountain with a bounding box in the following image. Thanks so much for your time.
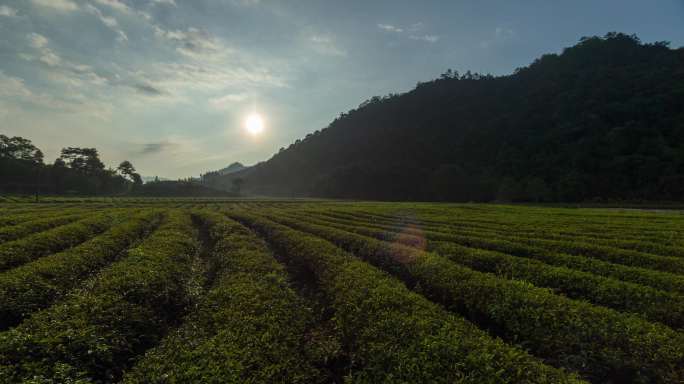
[225,33,684,202]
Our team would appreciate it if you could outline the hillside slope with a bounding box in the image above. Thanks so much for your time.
[229,33,684,202]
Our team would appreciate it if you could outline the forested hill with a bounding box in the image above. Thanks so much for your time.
[227,33,684,202]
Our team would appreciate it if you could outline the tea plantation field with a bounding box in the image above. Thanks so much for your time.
[0,198,682,383]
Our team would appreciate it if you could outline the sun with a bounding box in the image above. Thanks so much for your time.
[245,113,265,136]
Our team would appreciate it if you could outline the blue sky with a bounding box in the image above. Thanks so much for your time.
[1,0,683,178]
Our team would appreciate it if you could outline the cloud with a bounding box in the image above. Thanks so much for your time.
[0,5,18,17]
[84,4,129,42]
[495,27,515,40]
[151,0,176,6]
[90,0,154,23]
[480,27,516,49]
[133,83,166,96]
[93,0,133,14]
[209,92,250,110]
[154,26,226,60]
[133,137,204,162]
[379,22,438,43]
[378,24,403,33]
[408,22,424,32]
[229,0,261,6]
[138,141,177,155]
[0,72,33,99]
[24,34,109,87]
[27,33,62,66]
[0,71,110,119]
[409,34,440,43]
[30,0,79,12]
[154,62,286,91]
[28,33,48,49]
[121,24,286,105]
[310,35,347,57]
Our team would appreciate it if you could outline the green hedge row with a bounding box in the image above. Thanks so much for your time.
[0,212,90,243]
[269,213,684,384]
[0,211,126,272]
[322,209,684,257]
[0,210,199,383]
[0,208,89,228]
[287,212,684,329]
[0,210,162,330]
[337,208,684,249]
[230,211,585,384]
[322,209,684,261]
[307,210,684,295]
[422,222,684,274]
[123,211,322,383]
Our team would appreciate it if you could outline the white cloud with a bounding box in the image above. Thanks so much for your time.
[28,33,48,49]
[0,71,109,119]
[409,34,440,43]
[91,0,154,23]
[93,0,133,14]
[379,22,438,43]
[39,51,63,66]
[30,0,79,12]
[378,24,403,33]
[154,26,227,59]
[24,34,109,88]
[27,33,63,66]
[229,0,260,6]
[0,72,33,99]
[310,35,347,57]
[495,27,515,40]
[0,5,18,17]
[151,0,176,5]
[209,93,250,110]
[156,63,285,91]
[47,68,108,88]
[85,4,129,42]
[480,27,516,49]
[408,22,424,32]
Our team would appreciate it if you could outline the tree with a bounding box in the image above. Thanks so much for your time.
[34,150,44,165]
[117,160,137,180]
[59,147,105,175]
[0,135,43,163]
[131,173,143,187]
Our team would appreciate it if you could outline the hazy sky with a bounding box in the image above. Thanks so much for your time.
[1,0,683,178]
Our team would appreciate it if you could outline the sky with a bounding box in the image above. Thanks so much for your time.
[1,0,683,178]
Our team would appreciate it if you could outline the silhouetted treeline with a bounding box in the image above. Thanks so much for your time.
[225,33,684,202]
[131,180,236,197]
[0,135,140,196]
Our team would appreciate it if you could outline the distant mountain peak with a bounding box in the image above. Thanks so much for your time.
[218,162,247,175]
